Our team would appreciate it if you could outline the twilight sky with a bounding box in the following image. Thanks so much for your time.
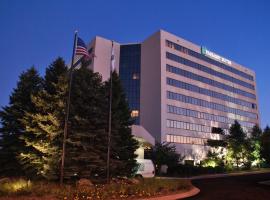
[0,0,269,128]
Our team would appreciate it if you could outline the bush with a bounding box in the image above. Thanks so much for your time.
[0,178,192,199]
[0,178,32,196]
[167,164,226,177]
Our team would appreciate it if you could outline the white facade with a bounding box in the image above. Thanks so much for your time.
[85,30,260,163]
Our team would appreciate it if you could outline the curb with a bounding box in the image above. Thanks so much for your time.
[190,170,270,180]
[157,170,270,181]
[140,186,200,200]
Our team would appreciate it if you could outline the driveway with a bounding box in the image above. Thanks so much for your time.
[185,172,270,200]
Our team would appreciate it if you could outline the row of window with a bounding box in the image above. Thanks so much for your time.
[167,119,211,133]
[167,77,256,109]
[166,64,256,100]
[167,91,258,119]
[166,52,255,91]
[166,119,230,135]
[167,105,255,128]
[166,40,254,81]
[166,134,208,146]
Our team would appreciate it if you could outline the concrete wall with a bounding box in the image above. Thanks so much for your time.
[160,30,259,129]
[91,36,120,81]
[159,29,259,161]
[140,31,162,142]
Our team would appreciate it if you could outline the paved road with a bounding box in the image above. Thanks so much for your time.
[185,172,270,200]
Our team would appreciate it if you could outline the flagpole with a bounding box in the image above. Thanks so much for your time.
[60,30,78,185]
[106,41,114,184]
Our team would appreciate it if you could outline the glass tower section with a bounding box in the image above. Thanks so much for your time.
[119,44,141,124]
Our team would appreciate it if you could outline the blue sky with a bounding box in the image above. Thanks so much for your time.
[0,0,269,128]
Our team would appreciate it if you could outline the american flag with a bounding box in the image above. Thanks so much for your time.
[75,37,90,58]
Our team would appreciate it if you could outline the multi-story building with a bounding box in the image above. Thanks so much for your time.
[82,30,260,163]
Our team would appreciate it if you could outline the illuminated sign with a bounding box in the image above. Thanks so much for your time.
[201,47,232,65]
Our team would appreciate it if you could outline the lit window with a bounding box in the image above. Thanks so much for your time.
[181,136,185,143]
[170,135,173,142]
[173,135,177,143]
[167,120,170,127]
[170,120,174,127]
[183,122,187,129]
[177,136,180,143]
[131,110,139,117]
[132,73,140,80]
[166,135,170,142]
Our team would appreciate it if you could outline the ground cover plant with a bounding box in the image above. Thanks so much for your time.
[0,178,192,200]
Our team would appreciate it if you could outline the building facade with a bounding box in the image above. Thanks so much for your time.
[84,30,260,163]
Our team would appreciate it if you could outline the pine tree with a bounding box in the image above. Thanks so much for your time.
[249,124,263,167]
[261,126,270,166]
[64,66,108,180]
[0,67,42,176]
[226,120,248,168]
[19,58,68,180]
[251,124,263,140]
[105,71,139,178]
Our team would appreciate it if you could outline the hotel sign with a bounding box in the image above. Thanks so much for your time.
[201,47,232,65]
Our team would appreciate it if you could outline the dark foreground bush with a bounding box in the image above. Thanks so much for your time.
[167,164,226,177]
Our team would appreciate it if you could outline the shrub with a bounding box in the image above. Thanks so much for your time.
[167,164,226,177]
[0,178,32,196]
[0,178,192,199]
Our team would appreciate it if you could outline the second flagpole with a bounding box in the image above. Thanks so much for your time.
[60,30,78,185]
[106,41,114,184]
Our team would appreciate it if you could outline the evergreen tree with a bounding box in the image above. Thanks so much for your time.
[201,150,225,168]
[105,72,139,178]
[19,58,68,180]
[251,124,263,139]
[0,67,42,176]
[64,66,108,180]
[249,124,263,167]
[261,126,270,165]
[149,142,182,175]
[226,121,249,168]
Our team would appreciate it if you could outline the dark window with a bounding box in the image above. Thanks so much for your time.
[166,77,256,109]
[166,52,255,91]
[211,127,224,134]
[167,91,258,119]
[119,44,141,124]
[166,40,254,81]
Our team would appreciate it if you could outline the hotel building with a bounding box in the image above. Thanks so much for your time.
[81,30,260,163]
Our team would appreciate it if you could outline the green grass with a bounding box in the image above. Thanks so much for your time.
[0,178,192,199]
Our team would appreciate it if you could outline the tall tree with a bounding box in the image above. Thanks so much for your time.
[64,66,108,180]
[261,126,270,166]
[19,58,68,180]
[0,67,42,176]
[226,120,248,168]
[105,72,139,178]
[249,124,263,167]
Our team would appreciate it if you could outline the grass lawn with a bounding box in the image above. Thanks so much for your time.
[0,178,192,200]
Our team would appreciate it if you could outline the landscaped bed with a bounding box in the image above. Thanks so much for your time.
[0,178,192,200]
